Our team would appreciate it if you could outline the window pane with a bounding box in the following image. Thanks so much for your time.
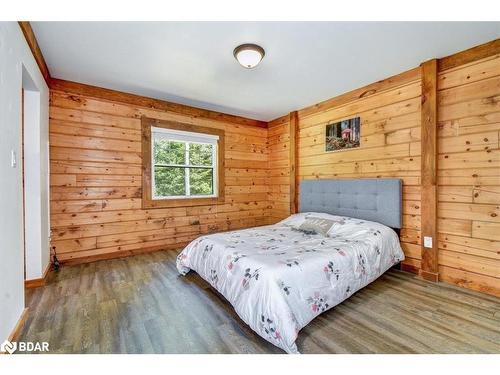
[189,143,213,166]
[154,167,186,197]
[189,168,213,196]
[154,139,186,165]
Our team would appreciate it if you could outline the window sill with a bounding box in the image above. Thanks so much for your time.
[142,196,224,209]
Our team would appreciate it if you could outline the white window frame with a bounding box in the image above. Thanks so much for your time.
[151,127,219,200]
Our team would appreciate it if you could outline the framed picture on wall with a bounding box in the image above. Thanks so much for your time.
[325,117,361,152]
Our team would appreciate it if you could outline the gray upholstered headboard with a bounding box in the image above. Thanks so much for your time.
[299,178,402,228]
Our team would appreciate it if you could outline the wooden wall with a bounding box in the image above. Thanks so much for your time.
[49,86,270,264]
[47,40,499,296]
[436,54,500,296]
[272,47,500,296]
[293,71,423,273]
[267,115,292,222]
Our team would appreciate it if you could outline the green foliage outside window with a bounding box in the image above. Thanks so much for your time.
[154,140,185,165]
[153,139,215,198]
[189,143,212,166]
[154,167,186,197]
[189,168,213,195]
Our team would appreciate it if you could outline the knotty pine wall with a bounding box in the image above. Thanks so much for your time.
[267,115,292,222]
[48,46,499,296]
[293,74,423,274]
[49,89,270,264]
[270,53,500,296]
[436,54,500,296]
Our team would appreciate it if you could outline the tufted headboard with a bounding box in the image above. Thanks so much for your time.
[299,178,402,228]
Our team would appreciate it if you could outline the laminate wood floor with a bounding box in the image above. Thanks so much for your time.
[18,250,500,354]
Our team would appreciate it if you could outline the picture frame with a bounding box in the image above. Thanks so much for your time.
[325,117,361,152]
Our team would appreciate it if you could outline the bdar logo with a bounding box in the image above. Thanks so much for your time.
[1,340,17,354]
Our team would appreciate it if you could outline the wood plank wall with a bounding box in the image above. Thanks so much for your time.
[293,74,424,274]
[272,49,500,296]
[47,41,499,296]
[267,115,292,222]
[49,89,270,264]
[436,54,500,296]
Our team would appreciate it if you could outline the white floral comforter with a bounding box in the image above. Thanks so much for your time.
[176,213,404,353]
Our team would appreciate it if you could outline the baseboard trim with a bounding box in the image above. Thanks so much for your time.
[60,243,187,266]
[1,308,28,355]
[25,263,51,289]
[400,263,419,275]
[8,308,28,342]
[420,270,439,282]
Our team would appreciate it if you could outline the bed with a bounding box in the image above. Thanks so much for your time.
[176,178,405,353]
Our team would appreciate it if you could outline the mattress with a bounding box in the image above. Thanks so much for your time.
[176,213,405,353]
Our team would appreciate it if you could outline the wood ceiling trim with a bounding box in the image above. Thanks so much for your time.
[50,78,268,128]
[268,114,290,127]
[18,21,51,85]
[438,38,500,72]
[297,67,421,118]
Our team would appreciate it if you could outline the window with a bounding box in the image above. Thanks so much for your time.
[152,128,218,199]
[142,117,225,208]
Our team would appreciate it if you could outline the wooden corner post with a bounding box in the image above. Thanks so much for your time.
[289,111,299,214]
[420,59,439,282]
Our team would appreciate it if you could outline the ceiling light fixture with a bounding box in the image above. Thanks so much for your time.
[233,43,265,69]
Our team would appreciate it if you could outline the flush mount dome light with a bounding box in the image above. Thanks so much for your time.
[233,43,265,69]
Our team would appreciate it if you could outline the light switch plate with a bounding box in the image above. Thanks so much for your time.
[10,150,16,168]
[424,236,433,248]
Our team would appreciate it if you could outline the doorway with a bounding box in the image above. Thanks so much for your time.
[22,66,44,284]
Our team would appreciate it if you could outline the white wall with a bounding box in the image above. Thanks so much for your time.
[24,88,43,280]
[0,22,49,342]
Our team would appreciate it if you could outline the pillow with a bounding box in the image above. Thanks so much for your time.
[277,213,309,227]
[297,216,336,236]
[279,212,341,228]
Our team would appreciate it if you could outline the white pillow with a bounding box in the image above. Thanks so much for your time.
[278,212,347,232]
[277,213,310,227]
[298,217,336,236]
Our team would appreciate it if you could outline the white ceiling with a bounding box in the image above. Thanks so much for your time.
[32,22,500,121]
